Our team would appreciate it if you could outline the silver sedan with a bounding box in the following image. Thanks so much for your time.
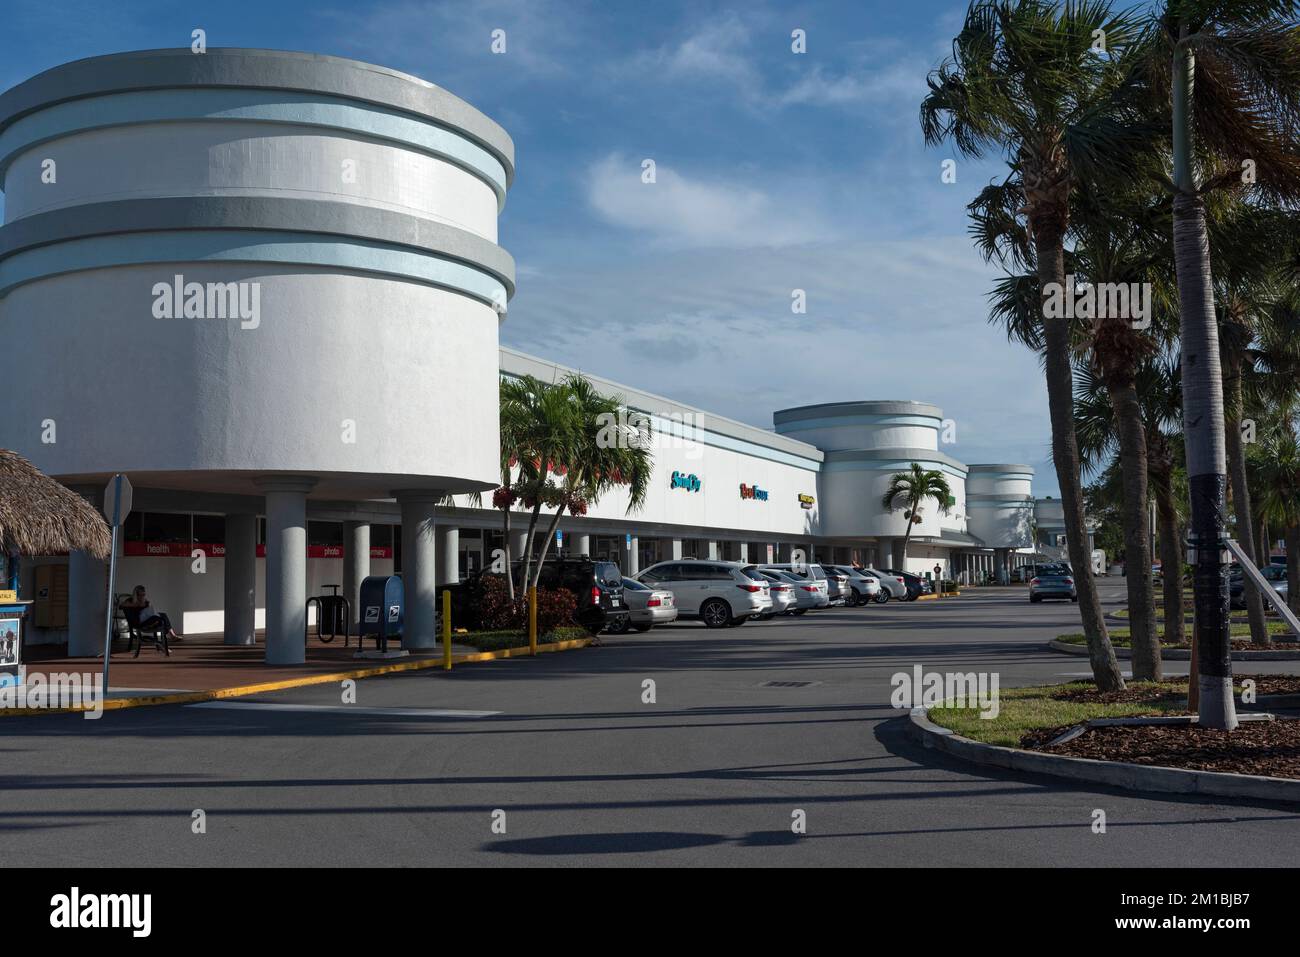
[609,578,679,633]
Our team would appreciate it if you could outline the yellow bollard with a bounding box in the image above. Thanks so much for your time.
[528,586,538,656]
[442,589,452,671]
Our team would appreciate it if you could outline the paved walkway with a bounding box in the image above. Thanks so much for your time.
[19,632,483,694]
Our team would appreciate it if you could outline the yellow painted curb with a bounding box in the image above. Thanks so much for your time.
[0,635,595,718]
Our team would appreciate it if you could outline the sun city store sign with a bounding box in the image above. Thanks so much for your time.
[739,483,769,502]
[670,471,702,492]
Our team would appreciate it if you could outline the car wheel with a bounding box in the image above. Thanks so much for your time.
[701,599,732,629]
[791,608,808,616]
[874,591,889,604]
[1030,595,1041,603]
[755,613,774,621]
[605,616,631,635]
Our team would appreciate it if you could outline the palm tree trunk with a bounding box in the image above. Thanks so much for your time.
[502,498,515,601]
[1154,474,1186,647]
[1172,37,1237,727]
[1106,375,1161,680]
[1034,228,1124,691]
[1224,355,1271,646]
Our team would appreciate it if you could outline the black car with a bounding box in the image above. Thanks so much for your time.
[442,557,629,634]
[879,569,928,601]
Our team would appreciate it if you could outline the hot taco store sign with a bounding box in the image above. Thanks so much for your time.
[739,483,769,501]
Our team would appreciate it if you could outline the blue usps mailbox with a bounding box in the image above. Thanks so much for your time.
[358,575,404,653]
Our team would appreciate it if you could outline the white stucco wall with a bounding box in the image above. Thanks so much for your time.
[0,265,501,495]
[4,121,499,242]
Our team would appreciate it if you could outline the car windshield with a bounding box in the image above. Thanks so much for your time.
[594,562,622,585]
[1038,564,1070,577]
[742,567,768,582]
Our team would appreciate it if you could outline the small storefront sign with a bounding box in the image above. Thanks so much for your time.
[670,471,701,492]
[798,494,815,509]
[739,483,769,501]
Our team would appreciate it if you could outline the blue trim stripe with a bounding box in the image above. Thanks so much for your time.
[0,229,507,306]
[822,459,967,481]
[777,413,942,432]
[0,88,508,209]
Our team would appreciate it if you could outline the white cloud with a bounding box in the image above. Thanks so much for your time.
[585,153,839,249]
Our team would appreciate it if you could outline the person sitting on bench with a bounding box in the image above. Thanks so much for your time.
[122,586,184,642]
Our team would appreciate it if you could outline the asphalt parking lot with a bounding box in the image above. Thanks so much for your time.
[2,579,1297,867]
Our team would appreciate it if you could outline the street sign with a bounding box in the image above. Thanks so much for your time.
[102,474,132,527]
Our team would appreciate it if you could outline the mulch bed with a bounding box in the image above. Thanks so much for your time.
[1049,682,1189,706]
[1030,718,1300,779]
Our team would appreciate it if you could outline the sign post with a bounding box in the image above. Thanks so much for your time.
[101,474,132,699]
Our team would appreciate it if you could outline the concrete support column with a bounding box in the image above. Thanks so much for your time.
[877,538,894,569]
[224,513,258,646]
[738,542,749,564]
[671,538,683,560]
[574,533,591,558]
[707,540,720,561]
[778,543,792,562]
[622,534,639,575]
[396,490,440,651]
[258,478,316,665]
[438,525,460,585]
[343,520,370,630]
[67,549,107,657]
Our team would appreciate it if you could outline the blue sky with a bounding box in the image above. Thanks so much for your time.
[1,0,1061,494]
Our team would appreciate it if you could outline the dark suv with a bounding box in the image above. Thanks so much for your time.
[533,557,629,634]
[880,569,929,601]
[443,557,629,635]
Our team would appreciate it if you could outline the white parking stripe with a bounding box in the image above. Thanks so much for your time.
[186,702,500,718]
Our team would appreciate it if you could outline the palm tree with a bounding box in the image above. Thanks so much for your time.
[1077,356,1188,653]
[881,463,954,567]
[1252,427,1300,617]
[923,0,1151,691]
[1150,0,1300,727]
[525,375,652,591]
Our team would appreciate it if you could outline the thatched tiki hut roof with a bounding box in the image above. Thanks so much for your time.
[0,450,111,560]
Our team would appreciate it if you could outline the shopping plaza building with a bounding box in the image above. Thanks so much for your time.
[0,49,1061,664]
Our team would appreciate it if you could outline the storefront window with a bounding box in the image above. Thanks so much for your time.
[308,521,343,547]
[135,512,190,543]
[192,515,225,545]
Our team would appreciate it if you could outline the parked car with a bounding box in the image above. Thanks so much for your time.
[758,575,797,619]
[608,577,678,633]
[759,568,829,611]
[441,557,629,635]
[762,562,839,606]
[1233,564,1290,611]
[635,560,771,628]
[1029,563,1077,603]
[824,565,881,606]
[859,567,906,602]
[880,569,928,601]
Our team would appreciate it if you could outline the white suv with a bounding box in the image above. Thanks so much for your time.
[636,560,772,628]
[825,565,882,606]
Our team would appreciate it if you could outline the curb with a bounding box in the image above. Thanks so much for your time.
[1048,638,1300,661]
[917,592,961,602]
[0,636,595,718]
[907,707,1300,803]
